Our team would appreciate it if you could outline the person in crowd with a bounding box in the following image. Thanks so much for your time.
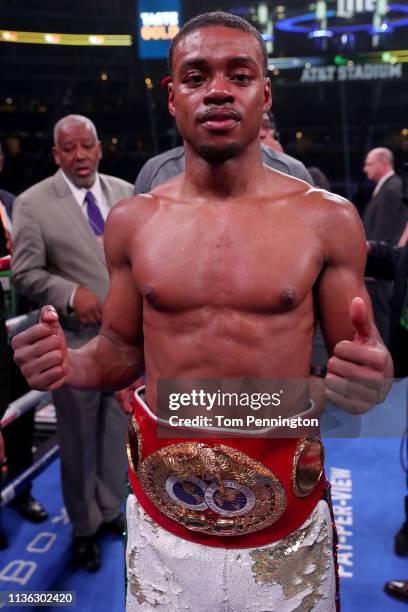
[363,147,407,344]
[366,222,408,380]
[0,142,48,525]
[11,115,133,571]
[259,109,284,152]
[0,197,11,549]
[307,166,331,192]
[12,13,393,610]
[0,143,14,226]
[365,220,408,602]
[0,401,7,549]
[134,121,313,194]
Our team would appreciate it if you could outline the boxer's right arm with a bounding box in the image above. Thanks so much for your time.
[12,305,69,390]
[13,198,145,392]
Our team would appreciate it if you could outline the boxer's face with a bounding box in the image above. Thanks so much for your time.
[53,121,102,189]
[168,26,271,164]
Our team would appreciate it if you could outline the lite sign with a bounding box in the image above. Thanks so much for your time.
[337,0,378,19]
[138,0,180,59]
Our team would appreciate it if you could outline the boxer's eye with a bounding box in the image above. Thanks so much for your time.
[183,73,205,86]
[231,73,252,84]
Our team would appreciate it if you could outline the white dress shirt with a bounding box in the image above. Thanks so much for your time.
[60,171,108,309]
[60,170,110,220]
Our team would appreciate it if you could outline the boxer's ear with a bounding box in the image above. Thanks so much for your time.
[168,81,175,117]
[263,77,272,112]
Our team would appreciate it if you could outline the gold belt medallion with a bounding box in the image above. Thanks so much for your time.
[137,442,287,536]
[292,437,324,497]
[127,416,143,473]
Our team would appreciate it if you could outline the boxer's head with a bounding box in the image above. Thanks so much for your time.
[167,12,271,165]
[52,114,102,189]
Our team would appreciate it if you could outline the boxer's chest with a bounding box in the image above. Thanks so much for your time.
[132,203,323,313]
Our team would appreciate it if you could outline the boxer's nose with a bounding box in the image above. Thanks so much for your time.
[204,73,234,105]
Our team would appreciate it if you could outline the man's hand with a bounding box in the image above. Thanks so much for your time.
[114,376,144,414]
[325,297,393,413]
[12,305,68,390]
[73,286,103,325]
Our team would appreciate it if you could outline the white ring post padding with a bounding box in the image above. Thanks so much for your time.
[6,310,40,338]
[0,390,51,429]
[1,444,59,506]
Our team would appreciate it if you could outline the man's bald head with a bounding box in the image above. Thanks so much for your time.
[53,114,98,146]
[364,147,394,183]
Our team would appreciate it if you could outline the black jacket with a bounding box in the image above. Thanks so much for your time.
[363,174,407,243]
[366,241,408,378]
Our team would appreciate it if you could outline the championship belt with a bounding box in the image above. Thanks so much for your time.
[128,387,325,548]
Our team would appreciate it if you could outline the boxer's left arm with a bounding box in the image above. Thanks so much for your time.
[316,198,393,413]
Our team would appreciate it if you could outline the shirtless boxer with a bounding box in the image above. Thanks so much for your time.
[13,12,392,611]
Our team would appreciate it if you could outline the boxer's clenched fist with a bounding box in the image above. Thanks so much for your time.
[12,305,69,391]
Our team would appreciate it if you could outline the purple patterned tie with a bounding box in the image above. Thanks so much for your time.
[85,191,104,236]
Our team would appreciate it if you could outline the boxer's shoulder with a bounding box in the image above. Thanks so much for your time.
[108,191,162,221]
[105,193,162,249]
[148,174,183,200]
[276,175,356,225]
[306,191,365,261]
[264,170,364,256]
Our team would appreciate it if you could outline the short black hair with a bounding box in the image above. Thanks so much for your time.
[168,11,268,77]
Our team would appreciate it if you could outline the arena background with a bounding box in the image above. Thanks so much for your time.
[1,0,407,213]
[1,2,408,610]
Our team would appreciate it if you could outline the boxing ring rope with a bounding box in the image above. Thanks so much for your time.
[0,390,52,429]
[1,446,59,506]
[6,309,40,338]
[1,311,59,505]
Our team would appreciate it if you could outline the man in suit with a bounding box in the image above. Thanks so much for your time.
[363,147,407,344]
[12,115,133,571]
[365,223,408,602]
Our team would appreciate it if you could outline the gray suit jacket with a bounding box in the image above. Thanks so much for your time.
[12,169,133,319]
[134,144,314,193]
